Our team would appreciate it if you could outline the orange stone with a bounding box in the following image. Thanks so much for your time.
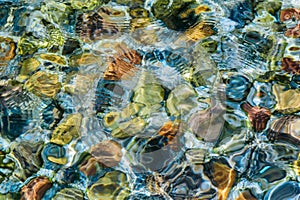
[21,177,52,200]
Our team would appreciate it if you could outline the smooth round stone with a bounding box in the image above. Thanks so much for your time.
[87,171,130,200]
[166,84,197,116]
[21,177,52,200]
[50,113,82,146]
[264,181,300,200]
[91,140,123,168]
[226,75,251,101]
[24,71,62,99]
[53,188,84,200]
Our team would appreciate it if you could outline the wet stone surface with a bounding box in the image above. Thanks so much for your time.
[0,0,299,199]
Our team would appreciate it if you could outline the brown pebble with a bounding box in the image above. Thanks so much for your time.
[282,57,300,74]
[91,140,123,168]
[280,8,300,22]
[285,24,300,38]
[79,157,98,176]
[21,177,52,200]
[241,102,271,132]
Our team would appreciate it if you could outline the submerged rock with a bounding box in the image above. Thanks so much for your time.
[87,171,130,200]
[90,140,123,168]
[21,177,52,200]
[50,113,82,146]
[24,71,62,99]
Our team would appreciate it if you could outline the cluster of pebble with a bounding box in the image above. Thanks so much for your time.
[0,0,299,199]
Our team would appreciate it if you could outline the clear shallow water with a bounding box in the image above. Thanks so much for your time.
[0,0,299,199]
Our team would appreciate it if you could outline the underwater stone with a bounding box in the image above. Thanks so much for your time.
[21,177,52,200]
[133,84,164,107]
[11,142,43,179]
[39,54,67,66]
[24,71,62,99]
[91,140,123,168]
[71,0,107,10]
[87,170,130,200]
[79,157,99,176]
[285,24,300,38]
[203,158,237,200]
[188,101,225,142]
[104,57,138,80]
[267,116,300,146]
[166,84,197,116]
[0,37,16,66]
[235,190,257,200]
[264,181,300,200]
[62,38,81,55]
[282,57,300,74]
[273,84,300,114]
[69,53,103,67]
[226,75,251,102]
[76,7,127,42]
[51,113,82,146]
[129,7,151,30]
[241,102,271,132]
[42,143,67,170]
[181,21,216,42]
[151,0,200,31]
[228,0,255,28]
[18,58,41,81]
[110,117,146,138]
[53,188,84,200]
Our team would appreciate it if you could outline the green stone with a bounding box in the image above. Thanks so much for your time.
[87,171,130,200]
[51,113,82,145]
[166,84,197,116]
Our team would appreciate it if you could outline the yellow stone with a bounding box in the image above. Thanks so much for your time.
[273,84,300,114]
[51,113,82,145]
[20,58,40,76]
[104,112,120,129]
[87,171,130,200]
[48,156,67,165]
[120,103,144,119]
[69,53,102,66]
[40,54,67,65]
[111,117,146,138]
[24,71,61,98]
